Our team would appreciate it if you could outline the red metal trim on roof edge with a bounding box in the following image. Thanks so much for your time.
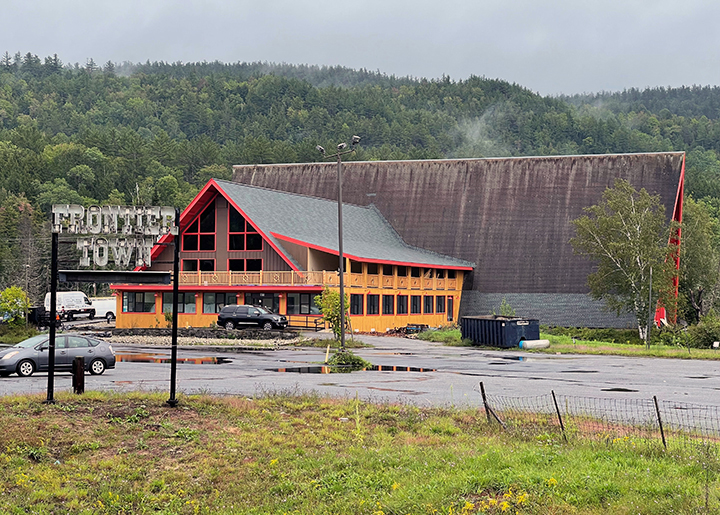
[271,233,474,270]
[139,179,300,273]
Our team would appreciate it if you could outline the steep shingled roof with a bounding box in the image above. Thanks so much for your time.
[213,179,474,270]
[231,152,685,294]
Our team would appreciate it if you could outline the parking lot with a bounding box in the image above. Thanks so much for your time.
[2,332,720,408]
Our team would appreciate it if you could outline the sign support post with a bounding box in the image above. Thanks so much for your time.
[167,208,180,407]
[44,232,58,404]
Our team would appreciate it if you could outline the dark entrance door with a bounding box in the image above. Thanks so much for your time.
[244,292,280,313]
[447,296,454,322]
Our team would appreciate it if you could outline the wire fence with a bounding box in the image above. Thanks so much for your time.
[479,382,720,449]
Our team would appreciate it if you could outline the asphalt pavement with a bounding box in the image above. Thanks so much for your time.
[2,333,720,408]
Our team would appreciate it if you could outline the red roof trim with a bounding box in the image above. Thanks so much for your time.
[141,179,300,273]
[271,233,474,270]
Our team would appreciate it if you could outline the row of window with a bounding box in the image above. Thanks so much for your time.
[350,293,452,317]
[122,292,319,315]
[349,262,457,279]
[182,203,265,253]
[182,258,263,272]
[124,292,241,314]
[122,292,452,317]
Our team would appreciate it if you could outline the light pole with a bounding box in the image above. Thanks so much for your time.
[317,135,360,349]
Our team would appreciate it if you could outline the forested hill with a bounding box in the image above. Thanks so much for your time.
[564,86,720,120]
[1,52,720,216]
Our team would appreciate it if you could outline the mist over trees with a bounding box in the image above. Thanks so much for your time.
[2,52,720,317]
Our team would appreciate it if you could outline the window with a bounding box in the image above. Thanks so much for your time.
[229,207,262,251]
[410,295,422,314]
[382,264,393,276]
[350,294,363,315]
[411,267,421,278]
[229,259,263,272]
[448,270,457,279]
[183,203,215,251]
[287,293,319,315]
[183,293,197,313]
[367,263,378,275]
[67,336,89,348]
[163,292,196,313]
[123,292,155,313]
[424,296,434,314]
[183,259,214,272]
[397,295,408,315]
[447,296,454,321]
[436,269,445,279]
[436,295,446,314]
[397,266,407,277]
[350,261,362,273]
[203,293,234,314]
[367,294,379,315]
[382,295,394,315]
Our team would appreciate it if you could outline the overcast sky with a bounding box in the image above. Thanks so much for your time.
[3,0,719,96]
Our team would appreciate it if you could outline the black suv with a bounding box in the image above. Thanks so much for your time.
[218,305,288,330]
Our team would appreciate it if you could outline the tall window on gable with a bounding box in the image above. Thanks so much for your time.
[183,203,215,251]
[229,206,263,251]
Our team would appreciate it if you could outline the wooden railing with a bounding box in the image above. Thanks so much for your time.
[178,270,458,291]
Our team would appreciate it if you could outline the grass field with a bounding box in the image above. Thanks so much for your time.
[0,391,718,514]
[418,326,720,360]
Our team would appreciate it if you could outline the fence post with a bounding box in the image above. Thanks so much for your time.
[551,390,567,442]
[653,396,667,449]
[479,382,506,429]
[72,356,85,394]
[480,381,491,424]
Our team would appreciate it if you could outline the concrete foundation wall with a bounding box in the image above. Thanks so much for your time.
[460,292,637,329]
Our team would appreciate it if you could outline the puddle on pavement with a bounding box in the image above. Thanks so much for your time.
[688,376,711,379]
[601,387,639,392]
[560,370,599,374]
[489,356,531,363]
[269,364,436,374]
[117,352,232,365]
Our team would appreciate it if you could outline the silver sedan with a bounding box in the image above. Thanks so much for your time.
[0,333,116,377]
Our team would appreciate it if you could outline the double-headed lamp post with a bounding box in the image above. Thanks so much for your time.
[317,135,361,349]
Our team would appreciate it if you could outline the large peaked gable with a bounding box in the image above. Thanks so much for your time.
[213,179,474,270]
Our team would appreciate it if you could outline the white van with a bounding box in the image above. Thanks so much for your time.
[90,297,117,322]
[44,292,95,321]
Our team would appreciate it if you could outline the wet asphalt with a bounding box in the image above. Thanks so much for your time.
[2,333,720,408]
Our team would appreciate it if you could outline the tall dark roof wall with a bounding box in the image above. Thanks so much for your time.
[232,153,684,327]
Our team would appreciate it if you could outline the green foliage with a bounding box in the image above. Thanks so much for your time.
[417,325,472,346]
[314,288,349,341]
[499,297,516,317]
[685,313,720,348]
[570,179,675,338]
[0,286,30,326]
[541,326,645,346]
[679,197,720,323]
[326,349,372,371]
[0,323,38,344]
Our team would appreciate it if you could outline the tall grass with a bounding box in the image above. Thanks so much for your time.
[0,392,717,514]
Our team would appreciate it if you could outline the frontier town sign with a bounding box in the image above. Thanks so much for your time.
[51,205,178,268]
